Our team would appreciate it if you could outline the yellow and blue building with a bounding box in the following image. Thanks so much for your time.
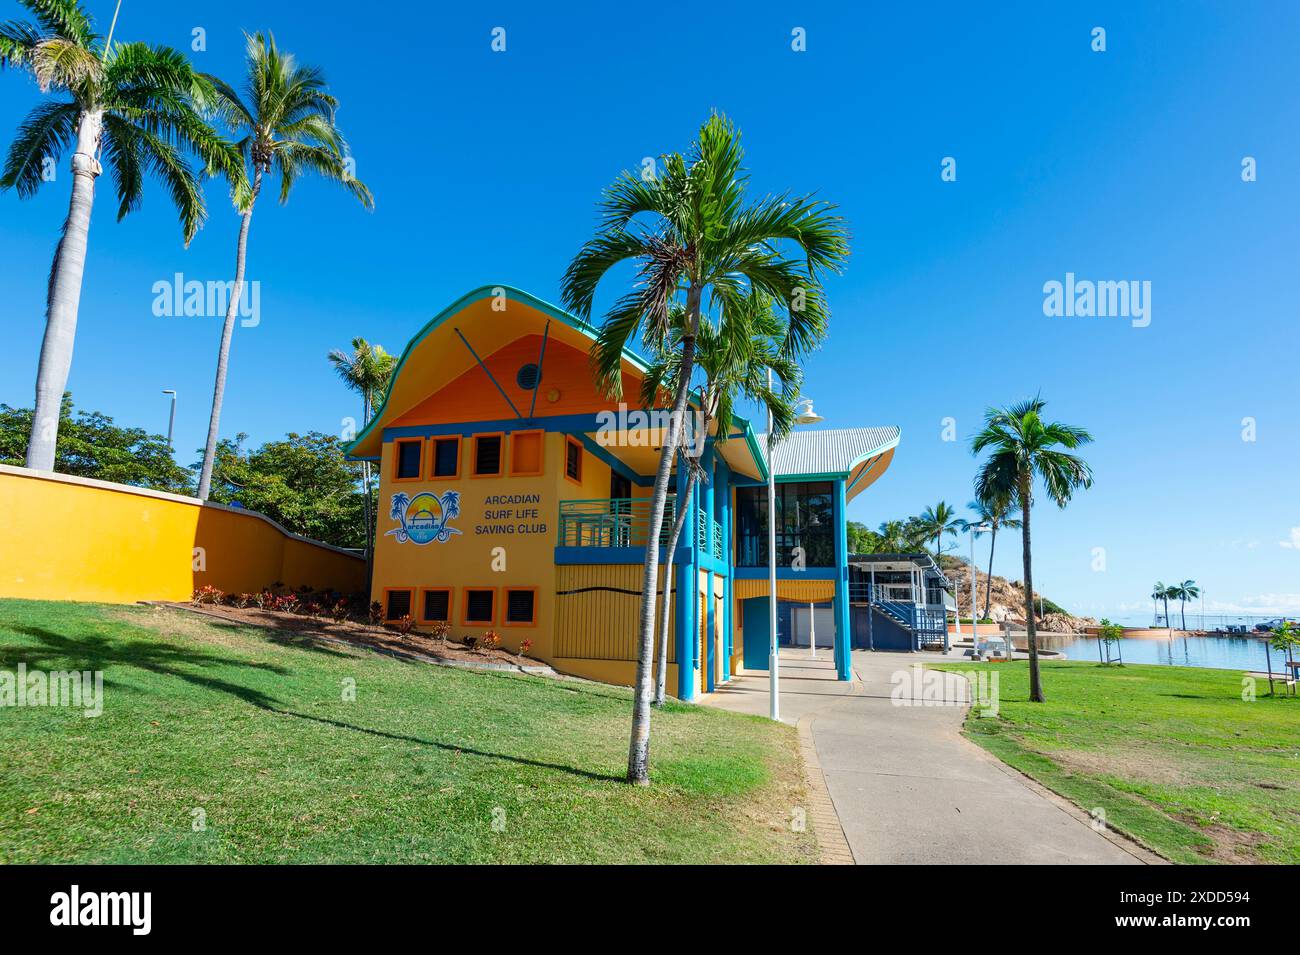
[346,286,900,699]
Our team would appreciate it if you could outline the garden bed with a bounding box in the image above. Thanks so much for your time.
[166,600,542,670]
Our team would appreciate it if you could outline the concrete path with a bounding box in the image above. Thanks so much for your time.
[705,648,1153,864]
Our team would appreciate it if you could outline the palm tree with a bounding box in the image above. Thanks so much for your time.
[1,0,241,471]
[918,501,962,562]
[1151,581,1166,627]
[876,520,912,552]
[561,113,847,784]
[972,397,1093,703]
[644,293,799,706]
[964,495,1021,621]
[1173,579,1199,631]
[196,32,373,500]
[328,338,396,587]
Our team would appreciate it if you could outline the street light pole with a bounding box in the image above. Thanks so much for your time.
[162,389,177,452]
[968,522,990,657]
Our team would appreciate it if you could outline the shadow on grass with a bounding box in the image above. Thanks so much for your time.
[3,623,624,786]
[271,708,624,784]
[2,624,288,711]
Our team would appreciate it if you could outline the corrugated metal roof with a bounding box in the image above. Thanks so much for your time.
[755,426,900,477]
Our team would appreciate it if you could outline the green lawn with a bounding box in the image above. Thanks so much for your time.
[931,659,1300,864]
[0,599,815,864]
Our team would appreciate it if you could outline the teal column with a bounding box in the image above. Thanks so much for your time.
[674,464,698,700]
[717,458,732,682]
[833,477,852,681]
[703,447,715,692]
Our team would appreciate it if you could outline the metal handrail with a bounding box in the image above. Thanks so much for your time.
[557,498,677,548]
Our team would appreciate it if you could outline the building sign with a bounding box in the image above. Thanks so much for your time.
[386,491,463,545]
[475,493,547,537]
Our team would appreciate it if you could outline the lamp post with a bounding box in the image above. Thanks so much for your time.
[767,387,823,722]
[161,389,177,452]
[968,522,991,657]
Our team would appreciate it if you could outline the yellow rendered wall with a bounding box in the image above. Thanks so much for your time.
[0,467,365,603]
[372,431,574,658]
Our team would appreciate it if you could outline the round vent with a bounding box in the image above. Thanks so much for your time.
[516,363,541,390]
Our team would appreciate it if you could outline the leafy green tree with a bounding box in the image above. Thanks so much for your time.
[561,113,847,784]
[875,520,913,552]
[205,431,366,549]
[973,397,1093,703]
[196,32,373,500]
[639,292,799,706]
[847,521,879,554]
[0,394,192,492]
[1,0,242,471]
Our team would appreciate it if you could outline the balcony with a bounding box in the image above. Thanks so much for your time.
[557,498,677,549]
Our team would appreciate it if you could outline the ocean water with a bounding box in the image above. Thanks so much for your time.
[1031,632,1289,673]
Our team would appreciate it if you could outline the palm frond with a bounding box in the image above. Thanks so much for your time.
[0,98,79,196]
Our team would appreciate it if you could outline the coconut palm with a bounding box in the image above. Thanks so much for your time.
[1,0,242,471]
[196,32,373,500]
[642,293,800,706]
[918,501,962,562]
[561,112,847,784]
[876,520,912,552]
[964,495,1022,621]
[328,337,396,586]
[1172,579,1199,631]
[972,397,1093,703]
[1151,581,1166,627]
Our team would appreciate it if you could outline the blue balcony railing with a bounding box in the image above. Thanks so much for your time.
[557,498,677,549]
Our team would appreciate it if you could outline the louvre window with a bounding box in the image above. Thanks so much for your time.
[465,589,495,624]
[385,589,413,620]
[422,589,450,622]
[395,440,422,479]
[565,439,582,481]
[432,438,459,477]
[473,435,502,476]
[505,589,536,625]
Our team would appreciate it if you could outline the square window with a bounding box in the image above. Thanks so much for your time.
[432,438,460,478]
[421,589,451,623]
[395,440,423,480]
[473,435,503,476]
[464,588,495,624]
[385,589,413,621]
[510,431,543,476]
[504,588,536,626]
[564,438,582,483]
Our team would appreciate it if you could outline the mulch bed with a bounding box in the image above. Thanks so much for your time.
[158,602,544,670]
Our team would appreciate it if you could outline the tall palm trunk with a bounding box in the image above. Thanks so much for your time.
[654,467,698,705]
[628,283,700,784]
[198,169,263,500]
[25,111,103,471]
[1018,477,1043,703]
[1179,599,1187,632]
[982,526,998,621]
[1162,596,1171,630]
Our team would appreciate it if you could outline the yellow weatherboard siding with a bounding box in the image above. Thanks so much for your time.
[0,465,364,603]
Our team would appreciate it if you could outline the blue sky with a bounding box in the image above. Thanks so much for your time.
[2,1,1298,623]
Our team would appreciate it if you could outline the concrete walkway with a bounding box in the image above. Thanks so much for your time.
[705,648,1154,864]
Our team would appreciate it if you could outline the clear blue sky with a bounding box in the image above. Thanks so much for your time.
[2,1,1297,623]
